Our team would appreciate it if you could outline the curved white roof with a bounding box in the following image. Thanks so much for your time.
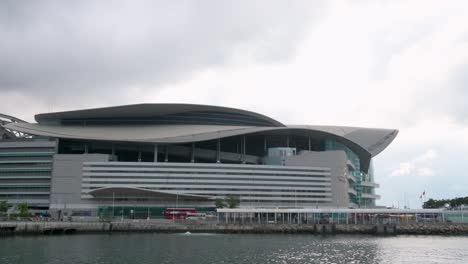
[5,123,397,157]
[4,103,398,172]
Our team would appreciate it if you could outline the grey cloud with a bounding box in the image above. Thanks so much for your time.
[0,0,326,99]
[365,19,468,124]
[404,62,468,124]
[444,63,468,121]
[369,23,440,80]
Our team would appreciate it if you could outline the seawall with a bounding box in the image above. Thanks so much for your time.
[1,221,468,236]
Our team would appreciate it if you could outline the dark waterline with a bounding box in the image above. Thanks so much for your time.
[1,233,467,264]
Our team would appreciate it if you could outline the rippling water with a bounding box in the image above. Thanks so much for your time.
[1,233,467,264]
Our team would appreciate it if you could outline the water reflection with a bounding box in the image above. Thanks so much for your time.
[1,234,467,264]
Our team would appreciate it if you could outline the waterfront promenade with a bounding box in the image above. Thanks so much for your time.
[1,220,468,236]
[216,208,468,225]
[1,208,467,236]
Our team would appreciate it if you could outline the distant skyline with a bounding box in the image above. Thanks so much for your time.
[2,0,468,208]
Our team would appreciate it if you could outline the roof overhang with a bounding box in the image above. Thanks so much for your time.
[4,123,397,173]
[88,187,214,200]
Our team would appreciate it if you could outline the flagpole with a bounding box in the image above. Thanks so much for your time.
[419,193,423,208]
[420,190,426,208]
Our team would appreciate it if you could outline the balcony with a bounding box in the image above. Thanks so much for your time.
[346,160,356,171]
[348,188,357,196]
[361,193,381,200]
[361,181,380,188]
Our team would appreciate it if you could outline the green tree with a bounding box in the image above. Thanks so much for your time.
[17,203,30,217]
[0,201,7,215]
[215,198,226,208]
[225,195,240,208]
[423,198,438,208]
[423,196,468,208]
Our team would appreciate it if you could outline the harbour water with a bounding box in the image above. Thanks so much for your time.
[1,233,467,264]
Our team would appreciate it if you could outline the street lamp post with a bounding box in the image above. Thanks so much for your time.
[294,189,297,209]
[172,192,179,223]
[462,205,464,223]
[112,192,115,220]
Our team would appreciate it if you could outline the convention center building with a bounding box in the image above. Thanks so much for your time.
[0,104,398,217]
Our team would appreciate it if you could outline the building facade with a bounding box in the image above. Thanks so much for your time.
[0,104,397,216]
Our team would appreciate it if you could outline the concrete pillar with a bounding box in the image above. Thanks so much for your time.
[165,146,169,162]
[137,150,142,162]
[216,139,221,163]
[191,143,195,163]
[241,136,246,164]
[264,136,267,153]
[154,144,158,162]
[286,136,290,148]
[308,136,311,151]
[84,143,88,154]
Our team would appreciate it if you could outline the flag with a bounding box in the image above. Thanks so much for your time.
[423,190,426,196]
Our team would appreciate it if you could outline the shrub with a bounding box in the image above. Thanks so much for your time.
[215,198,226,208]
[17,203,31,217]
[0,201,7,215]
[226,195,240,208]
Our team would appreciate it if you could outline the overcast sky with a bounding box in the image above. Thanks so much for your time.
[2,0,468,208]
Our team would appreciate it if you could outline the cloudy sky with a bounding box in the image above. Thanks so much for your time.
[2,0,468,208]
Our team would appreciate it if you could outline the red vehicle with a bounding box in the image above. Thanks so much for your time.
[164,208,197,219]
